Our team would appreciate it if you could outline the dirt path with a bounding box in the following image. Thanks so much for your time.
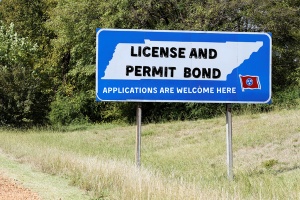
[0,173,42,200]
[0,150,91,200]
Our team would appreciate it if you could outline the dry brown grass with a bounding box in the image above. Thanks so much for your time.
[0,108,299,199]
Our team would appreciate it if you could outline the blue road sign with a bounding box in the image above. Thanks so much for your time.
[96,29,271,103]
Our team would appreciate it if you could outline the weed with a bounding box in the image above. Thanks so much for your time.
[262,159,279,169]
[142,130,155,137]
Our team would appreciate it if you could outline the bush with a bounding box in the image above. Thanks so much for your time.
[0,22,50,126]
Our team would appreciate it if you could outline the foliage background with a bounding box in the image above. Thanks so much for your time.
[0,0,299,126]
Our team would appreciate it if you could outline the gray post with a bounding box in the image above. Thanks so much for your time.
[226,103,233,180]
[136,102,142,168]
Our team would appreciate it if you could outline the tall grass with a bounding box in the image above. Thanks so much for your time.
[0,107,300,199]
[0,141,232,199]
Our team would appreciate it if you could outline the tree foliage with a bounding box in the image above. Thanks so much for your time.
[0,0,299,125]
[0,0,57,49]
[0,22,49,126]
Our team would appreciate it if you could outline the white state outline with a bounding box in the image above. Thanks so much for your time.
[239,74,261,92]
[96,29,272,103]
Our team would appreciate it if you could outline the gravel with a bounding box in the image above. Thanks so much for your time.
[0,173,42,200]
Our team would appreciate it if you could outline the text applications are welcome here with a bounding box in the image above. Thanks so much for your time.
[126,45,221,79]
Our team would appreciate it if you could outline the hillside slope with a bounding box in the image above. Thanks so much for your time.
[0,108,299,199]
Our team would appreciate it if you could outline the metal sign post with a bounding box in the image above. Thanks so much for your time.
[136,102,142,168]
[226,103,233,180]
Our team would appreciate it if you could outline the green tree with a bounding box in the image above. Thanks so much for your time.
[46,0,122,124]
[0,0,57,50]
[0,0,58,107]
[44,0,300,124]
[0,22,49,126]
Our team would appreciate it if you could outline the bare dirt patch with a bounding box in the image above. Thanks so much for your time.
[0,173,42,200]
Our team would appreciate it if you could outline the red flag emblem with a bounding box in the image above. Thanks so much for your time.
[239,75,261,92]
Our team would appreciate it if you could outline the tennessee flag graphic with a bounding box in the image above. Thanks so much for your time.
[239,75,261,92]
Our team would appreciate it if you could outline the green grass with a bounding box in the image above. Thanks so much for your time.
[0,108,300,199]
[0,150,90,200]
